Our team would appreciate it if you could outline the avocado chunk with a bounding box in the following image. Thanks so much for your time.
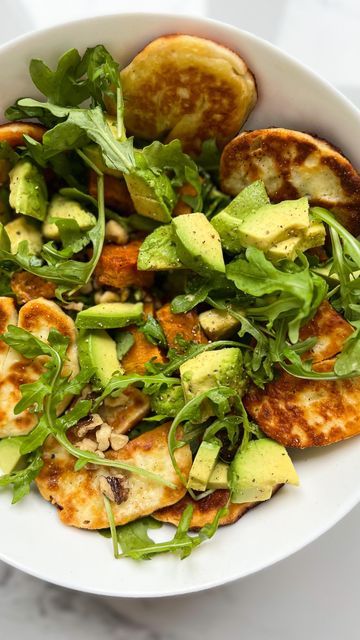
[211,180,269,253]
[187,440,221,491]
[83,144,123,178]
[266,220,326,261]
[199,308,241,340]
[230,438,299,504]
[9,159,47,221]
[0,438,23,474]
[5,217,43,254]
[207,461,230,490]
[76,302,144,330]
[300,220,326,250]
[43,194,96,240]
[180,348,245,421]
[238,197,310,251]
[137,224,185,271]
[78,329,122,387]
[150,385,185,417]
[173,213,225,276]
[125,157,175,222]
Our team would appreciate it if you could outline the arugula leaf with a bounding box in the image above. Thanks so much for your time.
[92,372,179,410]
[171,273,234,314]
[334,322,360,376]
[115,331,135,360]
[194,139,221,175]
[80,45,120,110]
[146,339,241,377]
[0,140,19,165]
[0,449,43,504]
[30,48,90,107]
[139,315,167,348]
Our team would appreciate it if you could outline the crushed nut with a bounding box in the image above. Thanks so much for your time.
[99,474,130,504]
[79,282,93,295]
[94,290,121,304]
[110,433,129,451]
[77,413,103,438]
[105,220,129,246]
[62,301,84,312]
[76,438,98,453]
[95,422,112,452]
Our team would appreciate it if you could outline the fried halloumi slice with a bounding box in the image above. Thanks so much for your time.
[153,485,282,530]
[0,297,18,370]
[0,121,45,147]
[244,359,360,448]
[120,35,257,155]
[299,300,353,363]
[11,271,56,304]
[36,424,192,529]
[0,298,78,437]
[220,128,360,235]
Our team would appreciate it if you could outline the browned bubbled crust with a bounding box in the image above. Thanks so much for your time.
[0,122,45,147]
[299,300,353,363]
[11,271,56,304]
[153,485,282,530]
[36,424,192,529]
[120,34,257,155]
[220,128,360,235]
[156,303,207,349]
[95,241,154,289]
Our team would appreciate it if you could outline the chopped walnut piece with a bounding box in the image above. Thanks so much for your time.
[105,220,129,245]
[76,438,98,453]
[94,290,122,304]
[110,433,129,451]
[99,474,130,504]
[62,301,84,312]
[95,423,112,452]
[77,413,103,438]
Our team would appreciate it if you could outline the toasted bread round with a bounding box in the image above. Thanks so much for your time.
[36,424,192,529]
[120,35,257,154]
[153,485,282,530]
[220,128,360,235]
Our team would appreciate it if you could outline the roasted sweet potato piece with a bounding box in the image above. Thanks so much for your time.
[156,303,207,349]
[153,485,282,530]
[121,328,165,374]
[88,171,135,213]
[173,183,198,216]
[0,122,45,147]
[11,271,56,304]
[95,241,154,289]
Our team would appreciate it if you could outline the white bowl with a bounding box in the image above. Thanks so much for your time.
[0,12,359,598]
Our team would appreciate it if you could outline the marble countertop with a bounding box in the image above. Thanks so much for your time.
[1,1,359,638]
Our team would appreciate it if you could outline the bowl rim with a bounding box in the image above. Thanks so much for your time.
[0,11,359,598]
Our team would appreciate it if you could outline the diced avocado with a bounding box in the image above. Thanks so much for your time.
[266,236,302,261]
[78,329,122,387]
[83,144,123,178]
[125,163,175,222]
[137,225,185,271]
[207,461,230,490]
[150,385,185,417]
[199,308,241,339]
[230,438,299,504]
[300,220,326,251]
[180,348,245,421]
[5,217,42,254]
[212,181,270,253]
[237,197,310,251]
[43,194,96,240]
[9,159,47,221]
[187,440,221,491]
[0,438,23,474]
[173,213,225,276]
[76,302,144,330]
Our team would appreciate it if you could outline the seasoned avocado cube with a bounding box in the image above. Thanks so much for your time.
[137,224,185,271]
[199,308,241,339]
[83,144,123,178]
[78,329,122,388]
[207,461,229,490]
[173,212,225,276]
[43,194,96,240]
[180,348,245,422]
[0,438,23,475]
[266,236,302,261]
[187,440,221,491]
[125,168,175,223]
[9,159,47,221]
[150,385,185,417]
[238,197,310,251]
[212,180,269,253]
[230,438,299,504]
[300,220,326,250]
[76,302,144,330]
[5,217,42,254]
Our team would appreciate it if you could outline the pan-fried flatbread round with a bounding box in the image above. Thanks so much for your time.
[220,128,360,235]
[153,485,282,530]
[0,297,78,437]
[244,359,360,448]
[120,35,257,154]
[35,424,192,529]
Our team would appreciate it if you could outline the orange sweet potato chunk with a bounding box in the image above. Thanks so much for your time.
[156,303,207,349]
[95,241,154,289]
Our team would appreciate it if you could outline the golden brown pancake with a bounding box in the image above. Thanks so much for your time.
[220,128,360,235]
[120,34,257,154]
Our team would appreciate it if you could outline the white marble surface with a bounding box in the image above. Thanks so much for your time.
[1,1,360,638]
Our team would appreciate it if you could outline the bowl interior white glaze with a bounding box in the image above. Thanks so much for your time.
[0,12,359,598]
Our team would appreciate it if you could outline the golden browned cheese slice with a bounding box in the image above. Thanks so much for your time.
[244,359,360,448]
[35,424,192,529]
[0,296,18,370]
[98,386,150,435]
[11,271,56,304]
[0,122,45,147]
[220,128,360,235]
[153,485,282,530]
[120,35,257,154]
[156,303,207,349]
[299,300,353,363]
[0,298,78,437]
